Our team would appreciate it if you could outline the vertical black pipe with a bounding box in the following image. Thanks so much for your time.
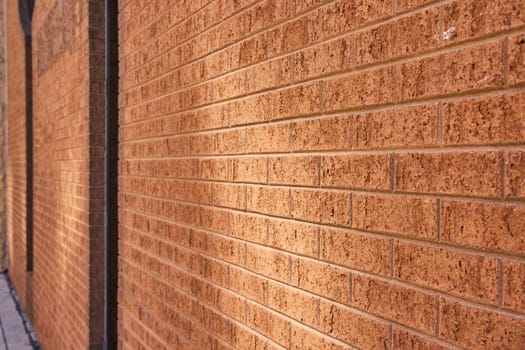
[104,0,118,349]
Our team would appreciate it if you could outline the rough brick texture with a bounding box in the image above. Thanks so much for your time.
[116,0,525,349]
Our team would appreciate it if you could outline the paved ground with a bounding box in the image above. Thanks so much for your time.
[0,275,36,350]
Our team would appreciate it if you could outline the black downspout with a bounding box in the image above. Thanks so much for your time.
[104,0,118,349]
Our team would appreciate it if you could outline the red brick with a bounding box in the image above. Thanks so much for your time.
[268,282,318,326]
[230,212,268,244]
[319,301,390,350]
[248,0,290,34]
[396,42,503,100]
[246,123,291,153]
[216,128,246,155]
[321,154,391,190]
[189,230,245,265]
[503,262,525,313]
[246,302,290,347]
[352,275,437,333]
[396,0,437,12]
[323,67,395,112]
[273,12,319,54]
[291,325,348,350]
[292,116,351,152]
[230,267,268,304]
[236,32,269,68]
[246,57,293,94]
[321,228,391,276]
[353,8,439,66]
[268,219,318,257]
[352,105,439,149]
[352,193,437,239]
[395,151,501,197]
[245,245,290,283]
[393,329,449,350]
[247,185,290,217]
[442,0,525,44]
[505,150,525,199]
[213,70,246,101]
[394,241,499,303]
[291,189,350,226]
[440,200,525,254]
[268,83,321,121]
[229,157,267,184]
[269,156,319,186]
[440,299,525,349]
[293,38,352,81]
[291,257,350,303]
[508,33,525,85]
[212,183,246,210]
[318,0,393,38]
[230,94,268,126]
[443,93,525,145]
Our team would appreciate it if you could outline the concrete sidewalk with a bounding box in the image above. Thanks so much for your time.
[0,275,36,350]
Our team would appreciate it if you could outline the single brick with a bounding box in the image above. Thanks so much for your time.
[268,82,321,121]
[440,200,525,254]
[352,105,439,149]
[319,301,390,350]
[246,57,293,94]
[291,189,350,226]
[321,154,391,190]
[276,11,319,53]
[268,282,318,326]
[395,151,501,197]
[230,267,268,304]
[395,41,503,100]
[508,34,525,85]
[268,219,318,257]
[352,193,437,239]
[353,8,439,66]
[212,183,246,210]
[247,185,290,217]
[269,156,320,186]
[292,116,351,152]
[199,158,229,181]
[246,302,290,347]
[230,212,268,244]
[216,128,246,155]
[190,230,245,265]
[503,262,525,313]
[246,123,291,153]
[230,94,268,126]
[394,241,499,303]
[393,328,449,350]
[505,150,525,199]
[352,275,437,333]
[230,157,268,184]
[321,228,391,276]
[291,325,348,350]
[443,92,525,145]
[199,207,229,234]
[230,324,267,350]
[213,70,246,101]
[291,257,350,303]
[440,298,525,349]
[323,67,395,112]
[442,0,525,44]
[245,244,290,283]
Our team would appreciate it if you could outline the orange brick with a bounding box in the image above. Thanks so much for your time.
[291,189,350,226]
[230,94,268,126]
[216,129,246,155]
[395,151,501,197]
[396,0,437,12]
[508,34,525,84]
[393,329,449,350]
[291,257,350,303]
[440,299,525,349]
[245,244,290,283]
[440,200,525,254]
[323,67,395,112]
[352,105,439,149]
[319,301,390,350]
[321,154,390,190]
[230,212,268,244]
[268,83,321,121]
[247,185,290,217]
[503,262,525,313]
[291,325,348,350]
[269,156,319,186]
[352,193,437,239]
[394,241,499,303]
[246,302,290,347]
[352,275,437,333]
[292,116,351,152]
[189,230,245,265]
[212,183,246,210]
[353,8,439,66]
[396,42,503,100]
[230,157,268,184]
[268,282,318,326]
[443,93,525,145]
[199,207,229,234]
[293,38,352,81]
[268,219,318,257]
[273,12,319,54]
[213,70,246,101]
[321,228,391,275]
[230,324,267,350]
[505,150,525,199]
[246,123,291,153]
[199,158,229,181]
[246,57,293,93]
[230,267,268,304]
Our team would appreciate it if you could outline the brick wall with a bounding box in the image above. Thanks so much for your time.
[118,0,525,349]
[0,0,7,274]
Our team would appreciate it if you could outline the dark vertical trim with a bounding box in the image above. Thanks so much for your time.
[104,0,118,349]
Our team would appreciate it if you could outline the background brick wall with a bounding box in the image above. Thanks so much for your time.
[118,0,525,349]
